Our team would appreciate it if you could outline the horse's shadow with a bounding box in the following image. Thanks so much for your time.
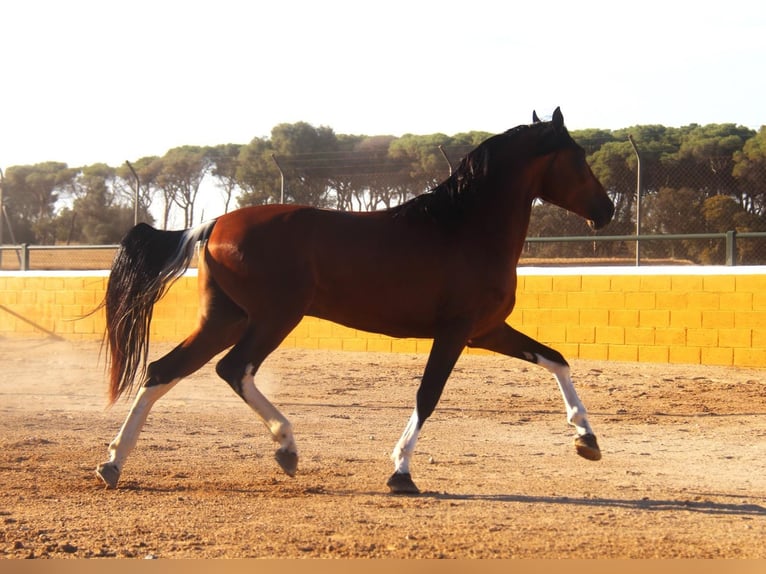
[379,490,766,517]
[334,491,766,517]
[108,479,766,518]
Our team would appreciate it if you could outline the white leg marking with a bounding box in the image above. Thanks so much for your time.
[536,355,593,436]
[391,409,420,474]
[106,379,180,471]
[240,366,296,454]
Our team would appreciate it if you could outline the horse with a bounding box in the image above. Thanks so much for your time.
[96,107,614,494]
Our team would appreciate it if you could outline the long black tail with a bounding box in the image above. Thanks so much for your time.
[104,220,217,404]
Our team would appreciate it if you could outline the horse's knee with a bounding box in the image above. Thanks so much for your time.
[215,356,249,395]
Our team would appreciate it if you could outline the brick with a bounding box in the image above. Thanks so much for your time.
[639,310,670,327]
[555,343,579,359]
[578,344,609,361]
[733,347,766,368]
[367,338,393,353]
[654,328,687,346]
[752,292,766,311]
[671,275,704,292]
[669,346,701,364]
[415,340,433,354]
[701,311,734,329]
[719,292,753,311]
[625,292,656,309]
[625,327,655,345]
[589,292,625,310]
[734,312,765,329]
[753,329,766,348]
[551,309,580,324]
[581,275,611,291]
[521,309,552,326]
[610,309,639,328]
[552,275,582,292]
[566,326,595,344]
[610,276,640,292]
[515,292,538,309]
[639,275,672,291]
[703,275,736,292]
[639,346,669,363]
[595,326,624,344]
[608,345,638,362]
[44,277,66,290]
[318,337,343,350]
[308,320,334,338]
[524,276,553,293]
[566,292,600,310]
[701,347,734,367]
[717,328,752,348]
[670,310,702,328]
[736,275,766,291]
[687,292,720,310]
[686,328,718,347]
[342,338,368,352]
[55,290,76,305]
[391,339,419,353]
[585,309,610,326]
[538,293,568,309]
[655,292,689,310]
[537,325,566,344]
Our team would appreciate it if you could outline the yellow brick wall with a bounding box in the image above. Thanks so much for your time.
[1,268,764,368]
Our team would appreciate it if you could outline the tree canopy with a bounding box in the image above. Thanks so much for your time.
[2,119,764,263]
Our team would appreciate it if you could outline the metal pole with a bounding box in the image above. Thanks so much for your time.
[438,145,453,176]
[271,154,285,204]
[125,161,140,225]
[628,135,642,266]
[725,230,737,266]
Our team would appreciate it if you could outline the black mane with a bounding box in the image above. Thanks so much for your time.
[389,121,570,226]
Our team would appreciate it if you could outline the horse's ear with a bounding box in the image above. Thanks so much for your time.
[552,107,564,131]
[532,110,541,123]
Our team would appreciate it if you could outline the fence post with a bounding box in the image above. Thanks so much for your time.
[628,135,642,266]
[21,243,29,271]
[725,230,737,266]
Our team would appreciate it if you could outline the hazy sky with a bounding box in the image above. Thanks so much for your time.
[2,0,764,169]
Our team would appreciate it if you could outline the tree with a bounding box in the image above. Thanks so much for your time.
[270,122,339,206]
[236,136,280,206]
[3,162,78,244]
[733,126,766,217]
[208,143,243,214]
[155,146,211,228]
[115,156,162,225]
[53,163,149,244]
[672,123,755,200]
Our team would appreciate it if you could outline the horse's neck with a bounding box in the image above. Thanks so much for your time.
[467,184,534,263]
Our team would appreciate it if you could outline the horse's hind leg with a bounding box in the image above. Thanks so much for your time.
[467,323,601,461]
[214,312,304,477]
[96,283,246,489]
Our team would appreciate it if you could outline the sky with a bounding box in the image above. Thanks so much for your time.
[1,0,765,171]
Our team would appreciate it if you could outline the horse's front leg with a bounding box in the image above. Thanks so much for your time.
[468,323,601,461]
[388,327,470,494]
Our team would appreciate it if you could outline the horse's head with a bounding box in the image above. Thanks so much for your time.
[526,107,614,230]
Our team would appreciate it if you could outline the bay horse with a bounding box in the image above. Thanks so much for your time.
[96,107,614,494]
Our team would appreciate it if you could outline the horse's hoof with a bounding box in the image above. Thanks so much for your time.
[96,462,120,489]
[275,449,298,477]
[386,472,420,495]
[575,433,602,461]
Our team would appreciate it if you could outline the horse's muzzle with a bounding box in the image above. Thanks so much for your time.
[587,197,615,230]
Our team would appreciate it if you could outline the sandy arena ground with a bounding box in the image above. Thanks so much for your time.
[0,338,764,558]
